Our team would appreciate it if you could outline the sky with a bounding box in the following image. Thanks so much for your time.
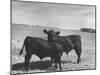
[12,0,95,30]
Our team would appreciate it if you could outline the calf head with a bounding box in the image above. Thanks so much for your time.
[43,29,60,42]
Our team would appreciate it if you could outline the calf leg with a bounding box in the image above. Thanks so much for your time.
[54,56,62,71]
[57,57,62,71]
[54,58,58,69]
[51,57,54,63]
[74,47,81,63]
[24,53,32,71]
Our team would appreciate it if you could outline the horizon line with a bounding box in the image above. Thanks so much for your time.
[12,23,95,30]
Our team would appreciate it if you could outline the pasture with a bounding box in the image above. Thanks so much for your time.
[11,24,96,74]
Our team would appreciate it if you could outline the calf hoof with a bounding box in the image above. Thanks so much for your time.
[25,68,29,71]
[77,60,81,64]
[60,68,63,71]
[77,59,81,64]
[24,67,29,71]
[54,65,58,69]
[77,60,79,64]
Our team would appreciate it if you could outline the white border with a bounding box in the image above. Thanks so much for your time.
[0,0,99,75]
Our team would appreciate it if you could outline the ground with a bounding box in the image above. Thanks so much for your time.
[11,24,96,74]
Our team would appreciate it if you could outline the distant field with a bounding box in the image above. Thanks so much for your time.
[11,24,96,74]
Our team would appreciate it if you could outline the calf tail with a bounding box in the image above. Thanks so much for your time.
[19,41,25,55]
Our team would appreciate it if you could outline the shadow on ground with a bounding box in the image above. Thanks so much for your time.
[12,60,73,71]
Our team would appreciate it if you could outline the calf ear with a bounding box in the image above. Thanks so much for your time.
[43,29,48,34]
[56,31,60,35]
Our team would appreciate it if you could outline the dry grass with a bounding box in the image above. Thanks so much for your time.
[11,24,96,74]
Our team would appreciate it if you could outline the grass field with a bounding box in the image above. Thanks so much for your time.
[11,24,96,74]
